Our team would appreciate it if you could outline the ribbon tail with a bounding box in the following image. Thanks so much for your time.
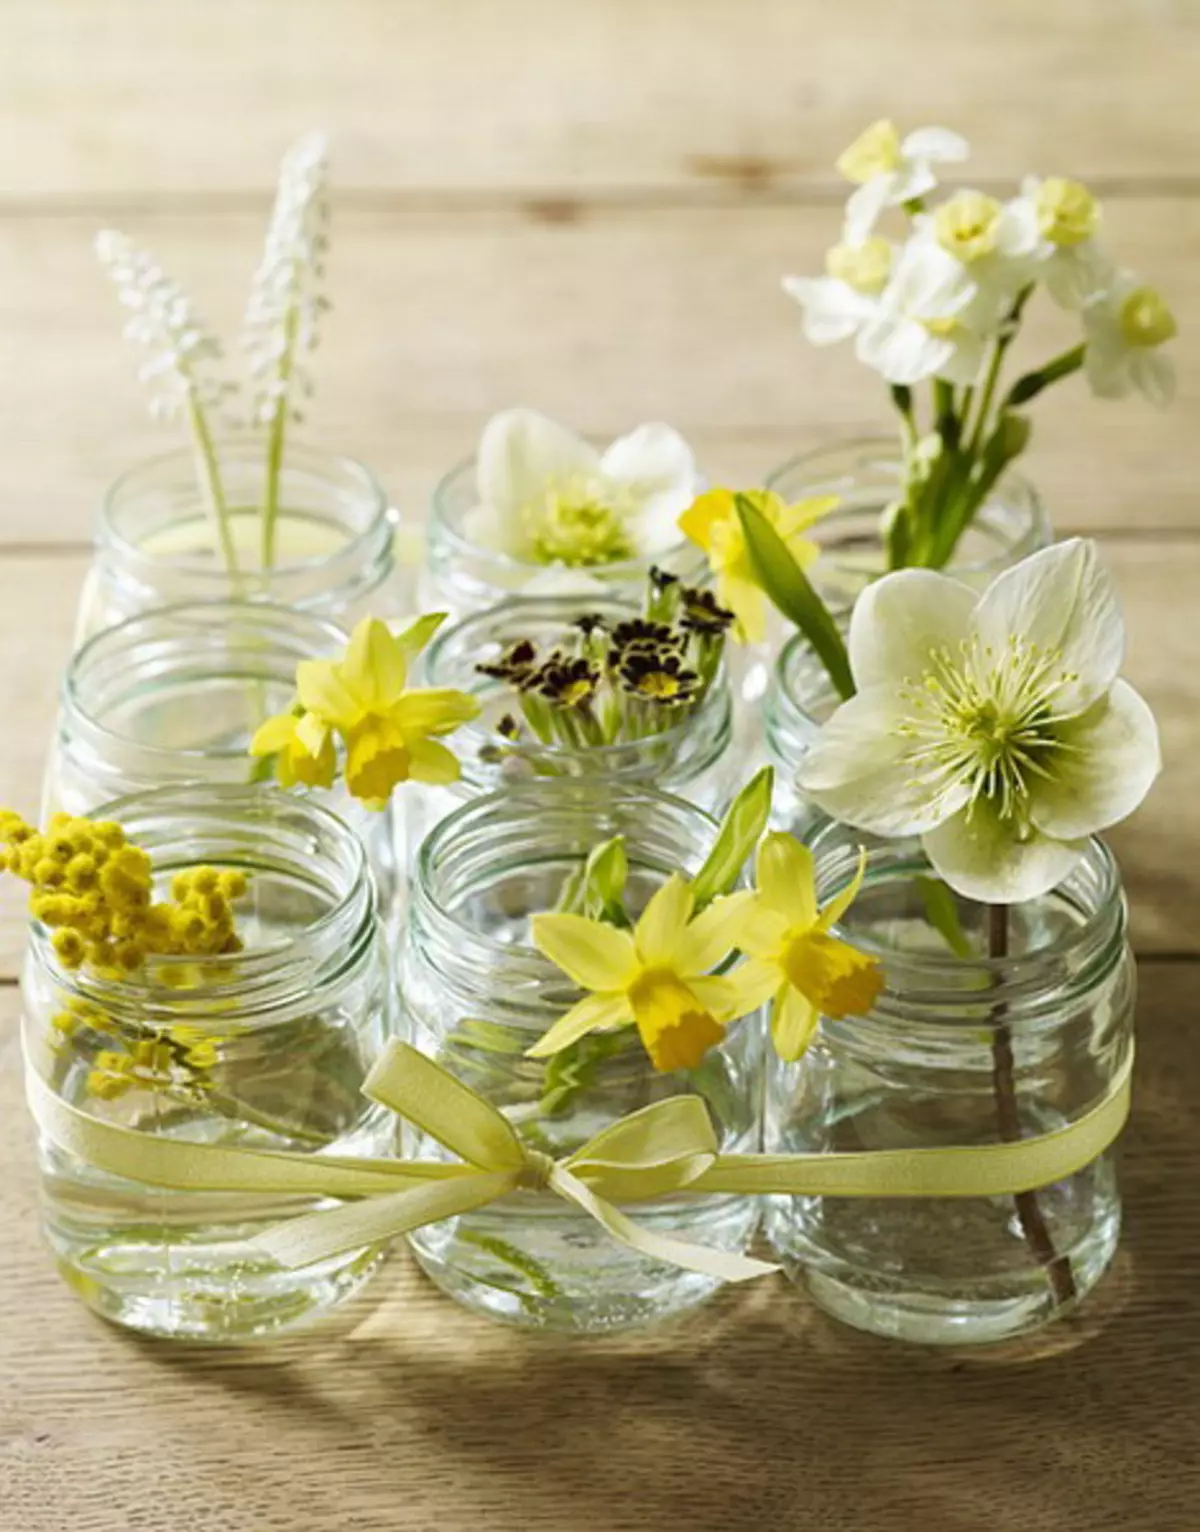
[551,1166,777,1285]
[250,1170,519,1270]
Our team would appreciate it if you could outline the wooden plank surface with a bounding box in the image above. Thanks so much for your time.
[1,1,1199,198]
[1,964,1197,1532]
[0,200,1195,546]
[1,6,1198,1530]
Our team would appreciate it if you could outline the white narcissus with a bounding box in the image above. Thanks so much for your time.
[798,539,1161,903]
[837,120,970,243]
[999,176,1114,311]
[466,408,699,570]
[1083,272,1178,407]
[854,239,986,386]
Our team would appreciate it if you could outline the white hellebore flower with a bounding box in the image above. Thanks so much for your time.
[999,176,1113,310]
[1083,271,1178,408]
[799,539,1161,904]
[466,409,699,580]
[837,119,970,242]
[855,238,986,386]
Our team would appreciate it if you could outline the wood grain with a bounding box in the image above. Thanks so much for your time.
[0,963,1196,1532]
[0,200,1196,547]
[1,1,1199,198]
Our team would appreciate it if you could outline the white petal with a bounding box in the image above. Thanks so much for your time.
[600,423,696,507]
[1045,243,1116,311]
[476,408,600,517]
[849,567,977,688]
[782,276,874,345]
[995,198,1044,259]
[799,688,969,836]
[922,803,1085,904]
[1084,337,1132,400]
[889,163,938,203]
[856,313,952,384]
[901,127,970,164]
[1129,348,1176,408]
[843,177,893,243]
[1029,681,1161,840]
[459,500,513,555]
[971,538,1125,706]
[935,328,987,386]
[521,566,608,597]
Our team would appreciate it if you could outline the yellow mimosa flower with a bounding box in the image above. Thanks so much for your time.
[528,876,758,1073]
[737,833,883,1061]
[275,614,481,808]
[678,488,837,644]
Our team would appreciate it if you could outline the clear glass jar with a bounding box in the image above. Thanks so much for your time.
[763,631,842,840]
[22,786,393,1343]
[45,602,399,913]
[765,823,1133,1345]
[765,436,1051,608]
[398,783,762,1331]
[420,454,710,617]
[76,441,405,642]
[409,593,735,856]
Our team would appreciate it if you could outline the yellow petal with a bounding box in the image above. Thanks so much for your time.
[771,986,820,1062]
[778,493,839,540]
[629,971,725,1073]
[344,718,411,802]
[737,905,790,963]
[249,712,301,758]
[405,737,461,786]
[531,912,639,991]
[293,711,330,759]
[675,891,754,976]
[711,957,782,1015]
[296,659,365,730]
[786,931,883,1020]
[634,874,695,966]
[719,571,767,645]
[393,688,481,737]
[817,846,870,931]
[525,991,631,1058]
[342,618,408,710]
[756,832,817,927]
[677,489,735,553]
[394,611,448,660]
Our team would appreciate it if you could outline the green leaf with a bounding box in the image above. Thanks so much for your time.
[581,836,630,925]
[916,876,974,959]
[735,497,854,700]
[690,766,774,910]
[395,610,448,658]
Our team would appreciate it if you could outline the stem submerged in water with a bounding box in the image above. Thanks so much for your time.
[185,392,242,594]
[987,903,1077,1309]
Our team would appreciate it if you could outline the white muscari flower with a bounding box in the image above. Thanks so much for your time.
[95,230,233,422]
[837,119,970,242]
[999,175,1113,310]
[1083,271,1178,407]
[466,408,700,569]
[798,539,1161,904]
[854,238,986,386]
[241,132,331,428]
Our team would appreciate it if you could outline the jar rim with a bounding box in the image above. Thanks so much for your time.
[98,437,391,579]
[61,600,348,769]
[429,452,704,581]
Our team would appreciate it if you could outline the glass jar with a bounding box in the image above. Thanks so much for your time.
[22,786,393,1343]
[765,436,1051,609]
[765,823,1133,1345]
[409,593,735,855]
[420,455,710,617]
[45,602,399,914]
[398,783,762,1331]
[76,441,405,642]
[763,631,842,840]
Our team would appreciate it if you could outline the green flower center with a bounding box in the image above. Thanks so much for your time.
[522,476,636,567]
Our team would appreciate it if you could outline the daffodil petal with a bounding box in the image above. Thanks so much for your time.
[405,737,462,786]
[392,688,481,737]
[342,618,407,711]
[675,891,755,976]
[720,957,784,1013]
[736,908,791,963]
[525,991,631,1059]
[756,832,817,926]
[771,987,820,1063]
[634,875,696,966]
[249,712,300,757]
[292,712,330,759]
[677,489,732,554]
[817,846,870,931]
[296,659,365,730]
[689,973,764,1025]
[531,913,638,991]
[777,493,840,541]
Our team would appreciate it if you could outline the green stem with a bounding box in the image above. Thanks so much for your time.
[1004,343,1086,409]
[185,391,242,593]
[966,339,1007,459]
[260,300,300,573]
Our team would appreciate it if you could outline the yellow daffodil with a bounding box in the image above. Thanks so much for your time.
[249,709,337,789]
[678,488,837,644]
[256,614,481,808]
[529,876,758,1073]
[737,833,883,1062]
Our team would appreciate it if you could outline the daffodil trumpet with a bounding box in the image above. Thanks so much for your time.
[783,120,1177,573]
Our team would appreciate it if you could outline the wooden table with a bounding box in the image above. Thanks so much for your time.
[1,6,1197,1528]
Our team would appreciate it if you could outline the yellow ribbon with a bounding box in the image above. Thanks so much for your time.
[24,1039,1133,1285]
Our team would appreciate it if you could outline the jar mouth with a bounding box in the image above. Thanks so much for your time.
[429,453,706,582]
[61,601,348,771]
[809,822,1126,1021]
[771,624,848,741]
[422,591,732,781]
[98,438,391,581]
[764,434,1049,577]
[33,785,374,1017]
